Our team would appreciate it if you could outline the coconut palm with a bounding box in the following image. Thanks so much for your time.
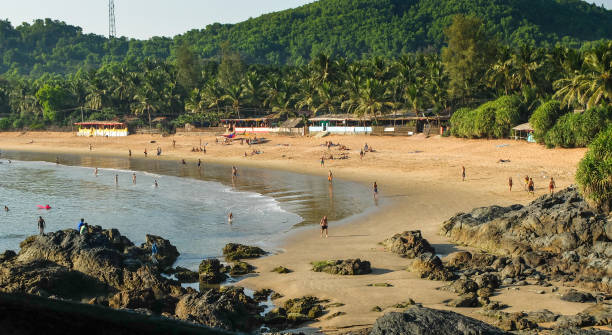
[354,78,392,120]
[222,84,246,118]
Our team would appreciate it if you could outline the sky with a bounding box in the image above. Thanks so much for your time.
[1,0,317,39]
[1,0,610,40]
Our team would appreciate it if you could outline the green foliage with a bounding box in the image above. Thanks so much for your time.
[544,105,612,148]
[35,84,69,122]
[442,15,497,101]
[0,118,11,130]
[575,125,612,211]
[529,100,564,143]
[450,96,522,138]
[0,1,611,74]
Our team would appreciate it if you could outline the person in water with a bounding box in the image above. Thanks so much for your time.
[56,157,59,164]
[462,166,466,181]
[4,205,8,212]
[373,182,378,198]
[228,212,233,224]
[132,173,136,184]
[115,174,119,185]
[549,177,556,194]
[328,170,333,183]
[508,177,513,192]
[197,159,201,168]
[94,167,98,177]
[38,216,46,235]
[154,180,159,187]
[320,215,328,238]
[151,242,158,264]
[232,166,238,178]
[182,159,186,165]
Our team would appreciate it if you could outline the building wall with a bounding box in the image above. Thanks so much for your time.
[77,128,128,137]
[309,126,372,134]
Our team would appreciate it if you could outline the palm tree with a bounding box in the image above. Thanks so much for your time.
[201,79,225,114]
[354,79,391,120]
[133,85,159,129]
[222,84,246,118]
[243,71,265,110]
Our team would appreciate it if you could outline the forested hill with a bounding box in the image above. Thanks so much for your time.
[1,0,611,75]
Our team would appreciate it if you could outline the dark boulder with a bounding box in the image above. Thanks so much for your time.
[140,234,180,270]
[410,253,455,281]
[369,306,511,335]
[198,259,227,284]
[222,243,266,261]
[172,267,198,283]
[312,259,371,275]
[0,250,16,263]
[561,290,596,303]
[382,231,435,258]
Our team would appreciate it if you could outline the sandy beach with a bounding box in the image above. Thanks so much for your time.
[0,131,597,333]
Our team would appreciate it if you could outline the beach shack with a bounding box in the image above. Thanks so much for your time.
[75,121,128,137]
[309,114,373,134]
[221,115,279,134]
[512,122,535,142]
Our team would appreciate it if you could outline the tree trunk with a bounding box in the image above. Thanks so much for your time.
[148,107,152,130]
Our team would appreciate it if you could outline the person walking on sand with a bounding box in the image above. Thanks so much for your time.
[328,170,333,183]
[128,149,132,157]
[524,175,530,191]
[360,149,364,160]
[462,166,466,181]
[373,182,378,198]
[320,157,325,167]
[144,148,148,158]
[549,177,556,194]
[172,139,176,149]
[37,216,46,235]
[528,178,535,195]
[320,216,328,238]
[508,177,513,192]
[132,173,136,184]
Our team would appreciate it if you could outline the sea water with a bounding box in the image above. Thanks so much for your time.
[0,151,373,270]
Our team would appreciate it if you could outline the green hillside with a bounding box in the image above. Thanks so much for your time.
[0,0,610,75]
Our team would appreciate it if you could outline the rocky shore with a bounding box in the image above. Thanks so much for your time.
[0,226,323,333]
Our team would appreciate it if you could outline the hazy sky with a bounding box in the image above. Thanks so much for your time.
[2,0,610,40]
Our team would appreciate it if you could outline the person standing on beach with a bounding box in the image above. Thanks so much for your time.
[197,159,201,169]
[373,182,378,198]
[172,139,176,149]
[232,166,238,178]
[549,177,556,194]
[320,157,325,167]
[524,176,530,191]
[508,177,513,192]
[320,216,328,238]
[528,178,535,195]
[328,170,333,183]
[360,150,364,160]
[37,216,46,235]
[132,173,136,184]
[144,148,148,158]
[128,149,132,157]
[89,144,92,151]
[462,166,466,181]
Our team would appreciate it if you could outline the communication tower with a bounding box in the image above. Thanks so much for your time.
[109,0,116,38]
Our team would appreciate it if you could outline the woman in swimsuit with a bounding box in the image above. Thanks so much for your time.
[320,215,328,238]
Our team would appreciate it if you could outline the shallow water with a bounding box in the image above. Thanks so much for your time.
[0,151,374,270]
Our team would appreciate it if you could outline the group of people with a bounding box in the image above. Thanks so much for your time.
[509,175,556,195]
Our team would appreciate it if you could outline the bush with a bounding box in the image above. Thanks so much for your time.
[544,105,612,148]
[0,118,11,130]
[576,125,612,212]
[529,100,564,143]
[450,96,522,139]
[12,119,25,129]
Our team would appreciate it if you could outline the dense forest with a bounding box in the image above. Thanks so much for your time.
[0,0,611,75]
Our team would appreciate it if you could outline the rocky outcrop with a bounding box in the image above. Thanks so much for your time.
[410,253,455,281]
[198,259,228,285]
[140,235,179,270]
[174,286,262,332]
[222,243,266,261]
[441,187,611,293]
[370,306,511,335]
[312,259,372,275]
[264,296,325,330]
[381,230,435,258]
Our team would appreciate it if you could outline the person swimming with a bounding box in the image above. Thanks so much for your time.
[4,205,8,212]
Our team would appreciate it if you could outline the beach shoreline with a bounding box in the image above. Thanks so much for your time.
[0,131,597,333]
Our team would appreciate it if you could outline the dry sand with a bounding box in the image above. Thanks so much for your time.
[0,131,599,333]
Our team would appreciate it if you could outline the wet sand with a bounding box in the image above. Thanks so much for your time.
[0,131,594,333]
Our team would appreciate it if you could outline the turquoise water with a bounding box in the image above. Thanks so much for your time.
[0,151,374,270]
